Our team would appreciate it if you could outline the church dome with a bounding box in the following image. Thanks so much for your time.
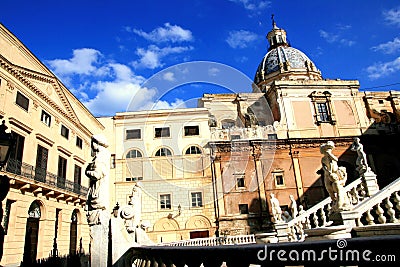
[254,18,322,86]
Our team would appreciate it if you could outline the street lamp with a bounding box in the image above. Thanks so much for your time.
[0,120,15,262]
[0,120,14,170]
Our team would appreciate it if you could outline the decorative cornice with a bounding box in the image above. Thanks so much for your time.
[36,133,54,147]
[8,117,33,133]
[73,155,86,165]
[57,146,72,157]
[209,137,355,153]
[0,55,95,137]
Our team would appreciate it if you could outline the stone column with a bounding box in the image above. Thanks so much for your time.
[85,134,111,267]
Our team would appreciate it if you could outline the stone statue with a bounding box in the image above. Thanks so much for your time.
[289,195,298,218]
[320,141,351,211]
[128,183,142,228]
[85,134,111,225]
[351,137,369,176]
[270,193,283,223]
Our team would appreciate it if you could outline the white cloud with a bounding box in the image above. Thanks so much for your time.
[132,45,193,69]
[226,30,258,49]
[82,63,157,115]
[319,30,338,43]
[163,72,176,81]
[319,30,355,47]
[208,67,220,77]
[132,23,193,43]
[372,37,400,54]
[383,7,400,27]
[366,57,400,80]
[46,48,102,76]
[229,0,270,11]
[149,99,187,110]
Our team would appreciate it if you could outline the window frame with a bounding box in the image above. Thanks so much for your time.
[185,145,202,155]
[184,125,200,136]
[159,193,172,210]
[239,204,249,214]
[61,125,70,139]
[126,129,141,140]
[41,110,52,127]
[190,192,203,208]
[155,147,172,157]
[154,127,170,138]
[273,169,285,187]
[16,91,29,111]
[76,136,83,149]
[126,149,143,159]
[309,91,336,125]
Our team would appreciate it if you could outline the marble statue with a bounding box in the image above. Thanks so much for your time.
[85,134,111,225]
[270,193,283,223]
[289,195,298,218]
[351,137,369,176]
[320,141,351,211]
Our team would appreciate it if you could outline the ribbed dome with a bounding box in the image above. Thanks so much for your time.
[254,46,319,84]
[254,19,322,86]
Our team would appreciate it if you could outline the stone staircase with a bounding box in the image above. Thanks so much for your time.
[273,171,400,242]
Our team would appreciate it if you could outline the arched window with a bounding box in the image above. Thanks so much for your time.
[185,146,202,155]
[28,201,41,218]
[126,149,142,158]
[155,147,172,157]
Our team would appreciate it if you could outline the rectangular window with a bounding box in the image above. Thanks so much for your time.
[155,127,170,138]
[160,194,171,209]
[76,137,83,149]
[41,110,51,127]
[61,125,69,139]
[191,192,203,208]
[57,156,67,188]
[7,131,25,175]
[16,91,29,111]
[35,145,48,182]
[237,177,245,188]
[73,164,82,193]
[2,199,15,234]
[273,171,285,186]
[239,204,249,214]
[126,129,141,139]
[184,126,199,136]
[317,102,330,122]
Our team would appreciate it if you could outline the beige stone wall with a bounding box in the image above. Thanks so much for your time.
[0,24,103,266]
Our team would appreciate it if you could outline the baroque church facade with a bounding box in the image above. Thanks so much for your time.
[1,19,400,265]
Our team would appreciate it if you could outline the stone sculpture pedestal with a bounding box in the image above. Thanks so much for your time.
[90,211,110,267]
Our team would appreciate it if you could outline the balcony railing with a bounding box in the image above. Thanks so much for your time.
[5,158,88,196]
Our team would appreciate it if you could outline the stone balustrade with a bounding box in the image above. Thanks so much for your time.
[210,125,276,141]
[274,177,368,242]
[341,177,400,227]
[160,234,256,247]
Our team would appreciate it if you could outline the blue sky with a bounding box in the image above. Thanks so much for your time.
[1,0,400,116]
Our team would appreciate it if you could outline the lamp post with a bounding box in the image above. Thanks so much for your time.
[0,120,15,262]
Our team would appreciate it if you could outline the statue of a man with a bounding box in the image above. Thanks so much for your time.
[320,141,350,211]
[270,193,283,223]
[351,137,369,176]
[85,134,110,225]
[289,195,298,218]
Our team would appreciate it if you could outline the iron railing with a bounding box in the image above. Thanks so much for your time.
[5,158,88,196]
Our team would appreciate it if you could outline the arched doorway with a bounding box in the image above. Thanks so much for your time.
[69,209,78,254]
[23,201,41,264]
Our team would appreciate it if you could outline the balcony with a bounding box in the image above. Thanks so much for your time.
[210,125,276,141]
[4,158,87,204]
